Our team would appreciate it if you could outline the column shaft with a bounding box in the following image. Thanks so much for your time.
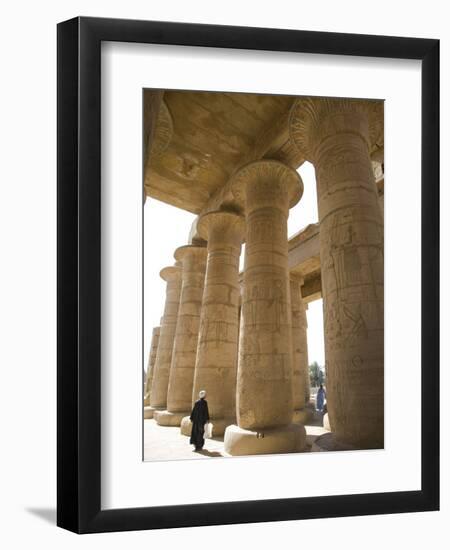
[144,326,160,406]
[149,266,182,410]
[291,98,384,449]
[191,211,244,435]
[223,160,306,455]
[155,245,207,425]
[290,277,309,421]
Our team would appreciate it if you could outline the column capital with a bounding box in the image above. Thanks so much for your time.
[289,97,383,161]
[230,159,303,210]
[159,265,181,282]
[197,210,245,242]
[174,244,207,264]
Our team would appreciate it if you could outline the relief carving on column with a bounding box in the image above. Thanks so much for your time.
[231,159,303,209]
[149,100,174,159]
[289,98,384,161]
[290,97,384,449]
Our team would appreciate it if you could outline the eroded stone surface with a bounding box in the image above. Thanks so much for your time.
[290,276,309,416]
[144,326,160,407]
[290,98,384,449]
[150,266,182,410]
[156,245,207,425]
[220,160,308,455]
[145,95,385,458]
[191,210,245,435]
[223,423,306,456]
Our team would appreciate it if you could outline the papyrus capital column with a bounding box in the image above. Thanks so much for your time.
[223,160,306,455]
[186,210,245,436]
[290,98,384,449]
[155,244,207,425]
[149,265,182,410]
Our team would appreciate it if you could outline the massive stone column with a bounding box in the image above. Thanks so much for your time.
[290,276,310,423]
[223,160,306,456]
[181,211,245,437]
[143,326,160,418]
[290,98,384,449]
[154,245,207,426]
[149,265,182,413]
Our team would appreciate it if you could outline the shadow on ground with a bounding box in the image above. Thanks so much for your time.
[196,449,224,457]
[26,507,56,525]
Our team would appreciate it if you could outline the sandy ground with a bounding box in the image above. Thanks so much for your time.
[143,417,329,461]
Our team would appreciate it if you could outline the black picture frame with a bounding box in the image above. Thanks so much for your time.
[57,16,440,533]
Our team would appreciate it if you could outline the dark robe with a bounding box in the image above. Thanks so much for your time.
[189,398,210,449]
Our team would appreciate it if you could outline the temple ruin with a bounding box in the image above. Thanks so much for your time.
[143,90,384,455]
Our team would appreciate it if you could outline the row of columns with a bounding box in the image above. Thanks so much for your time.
[145,97,384,453]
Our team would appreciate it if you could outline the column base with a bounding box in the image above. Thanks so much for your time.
[311,432,355,452]
[144,406,162,419]
[154,410,188,426]
[143,392,151,407]
[293,408,312,425]
[180,416,192,436]
[223,423,306,456]
[180,416,235,437]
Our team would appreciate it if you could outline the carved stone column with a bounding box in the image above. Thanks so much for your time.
[290,276,310,424]
[303,303,311,405]
[154,245,207,426]
[290,98,384,449]
[223,160,306,456]
[181,211,245,437]
[143,326,160,418]
[149,266,182,412]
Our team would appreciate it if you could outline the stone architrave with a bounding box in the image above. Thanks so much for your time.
[143,326,160,418]
[154,245,207,426]
[181,210,245,437]
[290,276,310,424]
[290,98,384,450]
[149,266,182,413]
[223,160,307,456]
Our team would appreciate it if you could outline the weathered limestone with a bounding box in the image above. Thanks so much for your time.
[155,245,207,426]
[143,326,160,419]
[290,276,310,424]
[149,266,182,413]
[223,160,307,455]
[290,98,384,449]
[182,210,245,437]
[303,303,311,405]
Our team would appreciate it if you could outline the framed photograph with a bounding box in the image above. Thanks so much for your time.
[57,17,439,533]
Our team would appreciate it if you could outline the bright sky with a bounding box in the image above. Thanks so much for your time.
[143,161,325,370]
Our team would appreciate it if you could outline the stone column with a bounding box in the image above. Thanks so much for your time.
[303,303,311,405]
[290,276,310,424]
[149,265,182,413]
[223,160,306,456]
[181,211,245,437]
[154,245,207,426]
[290,98,384,449]
[143,326,160,418]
